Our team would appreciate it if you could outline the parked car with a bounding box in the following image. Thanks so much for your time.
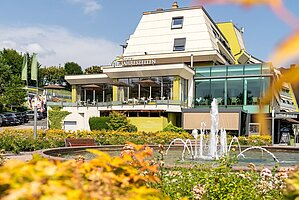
[21,112,29,123]
[26,110,34,120]
[26,110,43,120]
[14,112,25,124]
[0,113,19,126]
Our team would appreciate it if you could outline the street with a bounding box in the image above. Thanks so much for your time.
[0,118,47,131]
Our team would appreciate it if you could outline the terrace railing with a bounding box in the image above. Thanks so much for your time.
[47,99,188,108]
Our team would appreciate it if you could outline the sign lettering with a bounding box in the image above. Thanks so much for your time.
[112,59,156,67]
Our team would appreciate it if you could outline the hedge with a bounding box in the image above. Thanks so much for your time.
[89,117,109,130]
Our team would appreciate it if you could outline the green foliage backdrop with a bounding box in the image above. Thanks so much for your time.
[48,107,70,129]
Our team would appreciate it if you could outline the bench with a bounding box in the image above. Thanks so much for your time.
[64,138,98,147]
[173,139,198,146]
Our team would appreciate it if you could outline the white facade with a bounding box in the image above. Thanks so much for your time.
[123,6,234,64]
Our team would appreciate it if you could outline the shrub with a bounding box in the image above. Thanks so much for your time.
[285,167,299,199]
[107,111,137,132]
[48,108,70,129]
[89,117,109,130]
[162,122,186,134]
[237,135,272,146]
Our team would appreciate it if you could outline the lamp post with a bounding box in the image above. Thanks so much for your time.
[271,107,275,145]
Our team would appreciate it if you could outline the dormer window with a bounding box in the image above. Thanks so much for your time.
[173,38,186,51]
[171,17,183,29]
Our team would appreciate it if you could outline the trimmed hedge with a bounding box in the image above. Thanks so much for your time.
[89,112,137,132]
[89,117,109,130]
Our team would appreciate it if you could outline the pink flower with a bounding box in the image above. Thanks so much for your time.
[193,184,205,199]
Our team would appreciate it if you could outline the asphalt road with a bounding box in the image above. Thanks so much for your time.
[0,118,47,131]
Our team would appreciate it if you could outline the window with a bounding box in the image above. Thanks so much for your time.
[195,79,211,106]
[173,38,186,51]
[171,17,183,29]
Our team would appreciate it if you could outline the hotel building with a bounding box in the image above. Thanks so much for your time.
[61,2,298,143]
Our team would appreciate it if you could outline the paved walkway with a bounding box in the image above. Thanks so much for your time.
[4,152,33,162]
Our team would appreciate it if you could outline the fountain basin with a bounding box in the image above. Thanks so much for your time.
[39,145,299,168]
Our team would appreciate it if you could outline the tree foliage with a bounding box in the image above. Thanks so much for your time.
[39,66,65,86]
[0,52,26,110]
[64,62,83,75]
[0,48,23,75]
[84,65,103,74]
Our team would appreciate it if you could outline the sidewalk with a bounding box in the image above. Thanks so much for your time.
[4,152,33,162]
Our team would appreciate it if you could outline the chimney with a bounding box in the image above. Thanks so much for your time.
[172,2,179,9]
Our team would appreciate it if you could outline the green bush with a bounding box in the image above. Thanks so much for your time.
[107,111,137,132]
[48,108,70,129]
[285,167,299,199]
[163,122,186,134]
[89,117,109,130]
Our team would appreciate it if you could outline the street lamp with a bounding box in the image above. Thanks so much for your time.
[271,107,275,145]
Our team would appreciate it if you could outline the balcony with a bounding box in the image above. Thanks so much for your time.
[47,99,188,112]
[280,101,296,111]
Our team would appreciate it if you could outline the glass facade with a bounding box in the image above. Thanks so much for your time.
[80,84,112,103]
[195,79,210,106]
[115,76,186,104]
[195,64,273,107]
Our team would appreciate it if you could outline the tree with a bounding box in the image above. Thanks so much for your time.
[64,62,83,75]
[0,48,23,75]
[0,74,27,108]
[0,54,26,110]
[84,65,103,74]
[39,66,65,86]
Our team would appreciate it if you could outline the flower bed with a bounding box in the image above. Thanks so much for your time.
[154,151,297,200]
[0,143,298,199]
[0,129,273,154]
[0,129,192,153]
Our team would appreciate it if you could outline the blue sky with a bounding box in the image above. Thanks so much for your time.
[0,0,298,68]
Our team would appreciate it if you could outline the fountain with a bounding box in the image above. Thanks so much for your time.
[165,98,282,165]
[166,98,232,161]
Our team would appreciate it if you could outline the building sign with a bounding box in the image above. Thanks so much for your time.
[112,59,156,67]
[275,113,297,119]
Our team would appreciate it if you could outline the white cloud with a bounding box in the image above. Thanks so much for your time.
[0,26,121,69]
[68,0,102,14]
